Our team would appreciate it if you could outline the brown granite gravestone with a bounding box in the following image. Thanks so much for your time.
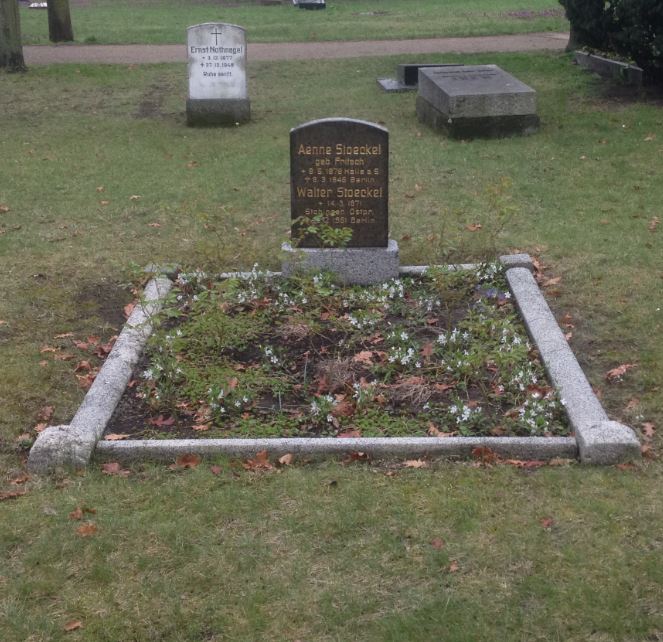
[290,118,389,248]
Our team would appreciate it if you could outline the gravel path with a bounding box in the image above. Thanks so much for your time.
[24,32,568,65]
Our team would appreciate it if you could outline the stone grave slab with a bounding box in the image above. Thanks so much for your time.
[186,23,250,126]
[282,118,398,284]
[417,64,539,138]
[377,63,460,93]
[294,0,326,8]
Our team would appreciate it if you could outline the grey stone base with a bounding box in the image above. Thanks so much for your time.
[186,98,251,126]
[281,240,399,285]
[416,95,539,139]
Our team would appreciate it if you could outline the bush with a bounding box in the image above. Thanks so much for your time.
[560,0,663,85]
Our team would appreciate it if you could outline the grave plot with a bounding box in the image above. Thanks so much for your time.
[27,118,640,473]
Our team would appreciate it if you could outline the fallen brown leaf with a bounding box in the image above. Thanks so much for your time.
[448,560,460,573]
[465,223,482,232]
[0,204,10,213]
[337,429,362,438]
[403,459,428,469]
[101,462,130,477]
[605,363,636,382]
[103,433,130,441]
[123,302,135,319]
[471,446,499,464]
[242,450,273,471]
[0,489,26,501]
[64,620,83,632]
[278,453,295,466]
[173,453,202,469]
[210,465,223,475]
[540,516,554,529]
[75,522,98,537]
[641,422,656,440]
[430,537,445,550]
[648,216,659,232]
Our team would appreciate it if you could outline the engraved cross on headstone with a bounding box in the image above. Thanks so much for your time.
[211,28,222,45]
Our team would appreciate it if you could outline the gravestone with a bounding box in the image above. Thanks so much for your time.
[282,118,399,284]
[416,64,539,138]
[293,0,326,8]
[377,63,461,93]
[186,23,250,126]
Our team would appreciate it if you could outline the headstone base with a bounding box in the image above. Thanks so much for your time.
[416,95,539,139]
[281,240,399,285]
[186,98,251,126]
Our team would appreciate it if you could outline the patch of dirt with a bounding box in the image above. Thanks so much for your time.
[74,280,132,329]
[134,83,169,119]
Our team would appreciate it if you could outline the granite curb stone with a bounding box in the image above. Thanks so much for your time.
[505,266,640,464]
[95,436,578,463]
[27,277,173,474]
[27,255,639,472]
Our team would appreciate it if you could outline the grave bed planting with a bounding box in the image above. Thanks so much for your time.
[106,262,568,440]
[28,256,641,473]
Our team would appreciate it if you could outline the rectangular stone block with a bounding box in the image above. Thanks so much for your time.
[281,240,399,285]
[417,64,539,138]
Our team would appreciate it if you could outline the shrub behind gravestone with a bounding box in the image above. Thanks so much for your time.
[560,0,663,85]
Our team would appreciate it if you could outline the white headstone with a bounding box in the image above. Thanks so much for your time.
[187,23,247,101]
[186,23,250,125]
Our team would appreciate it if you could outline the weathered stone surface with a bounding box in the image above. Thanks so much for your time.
[505,266,640,464]
[186,23,250,126]
[96,436,578,463]
[28,277,173,474]
[417,64,539,138]
[290,118,389,248]
[281,240,399,284]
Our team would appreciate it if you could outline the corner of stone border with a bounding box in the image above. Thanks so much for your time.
[577,421,641,465]
[27,425,95,475]
[500,253,533,271]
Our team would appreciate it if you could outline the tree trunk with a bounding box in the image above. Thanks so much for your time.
[48,0,74,42]
[565,24,581,52]
[0,0,27,72]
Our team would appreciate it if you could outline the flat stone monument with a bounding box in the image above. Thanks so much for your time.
[416,64,539,138]
[282,118,399,284]
[378,63,460,93]
[293,0,326,8]
[186,23,250,126]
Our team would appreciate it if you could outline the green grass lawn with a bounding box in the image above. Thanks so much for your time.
[18,0,569,45]
[1,52,662,639]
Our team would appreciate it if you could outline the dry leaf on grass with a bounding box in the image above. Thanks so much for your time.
[448,560,460,573]
[278,453,295,466]
[101,462,131,477]
[641,422,656,439]
[403,459,428,469]
[75,522,98,537]
[540,517,555,529]
[0,489,27,501]
[103,433,130,441]
[430,538,445,550]
[242,450,273,471]
[63,620,83,632]
[605,363,636,382]
[170,453,201,470]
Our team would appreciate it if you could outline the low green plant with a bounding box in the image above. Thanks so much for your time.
[117,264,568,439]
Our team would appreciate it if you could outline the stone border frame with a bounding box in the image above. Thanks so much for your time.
[27,254,640,474]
